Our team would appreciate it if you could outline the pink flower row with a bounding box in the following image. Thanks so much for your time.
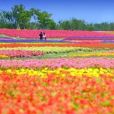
[0,58,114,68]
[0,50,44,57]
[0,29,114,38]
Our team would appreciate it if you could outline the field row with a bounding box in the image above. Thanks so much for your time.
[1,67,114,77]
[0,29,114,38]
[0,47,114,59]
[0,42,114,59]
[0,58,113,68]
[0,43,114,48]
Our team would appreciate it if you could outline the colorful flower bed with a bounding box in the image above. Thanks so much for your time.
[0,68,114,114]
[0,41,114,113]
[1,44,114,59]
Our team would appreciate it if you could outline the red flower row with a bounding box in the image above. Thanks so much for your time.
[0,50,44,58]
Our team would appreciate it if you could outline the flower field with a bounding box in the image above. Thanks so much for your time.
[0,29,114,39]
[0,40,114,114]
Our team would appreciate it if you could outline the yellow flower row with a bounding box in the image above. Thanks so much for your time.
[0,55,9,58]
[68,52,114,57]
[0,67,113,78]
[0,47,82,52]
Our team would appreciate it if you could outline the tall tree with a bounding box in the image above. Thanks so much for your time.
[30,8,56,29]
[0,11,14,28]
[11,4,31,29]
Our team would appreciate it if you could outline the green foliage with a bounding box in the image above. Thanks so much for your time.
[58,20,72,30]
[11,4,31,29]
[0,4,114,30]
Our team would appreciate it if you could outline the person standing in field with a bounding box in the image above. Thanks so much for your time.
[43,32,47,40]
[39,32,43,40]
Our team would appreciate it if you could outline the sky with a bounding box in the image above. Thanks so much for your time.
[0,0,114,23]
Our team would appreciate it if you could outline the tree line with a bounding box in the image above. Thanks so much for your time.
[0,4,114,30]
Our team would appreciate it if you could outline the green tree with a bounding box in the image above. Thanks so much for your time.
[58,20,71,30]
[0,11,14,28]
[1,4,114,30]
[11,4,32,29]
[70,18,86,30]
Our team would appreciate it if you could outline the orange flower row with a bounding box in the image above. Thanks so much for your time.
[0,43,114,48]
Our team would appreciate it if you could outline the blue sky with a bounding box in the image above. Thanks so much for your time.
[0,0,114,23]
